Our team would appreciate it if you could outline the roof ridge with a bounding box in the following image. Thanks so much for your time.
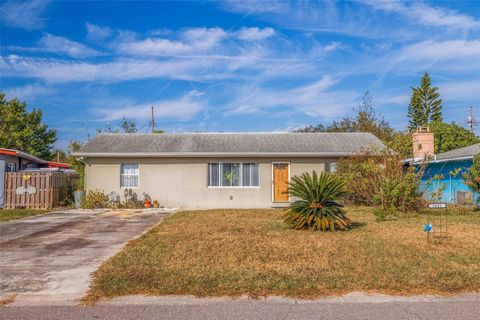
[96,132,375,135]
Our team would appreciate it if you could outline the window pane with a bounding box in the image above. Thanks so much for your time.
[221,163,241,186]
[330,163,338,173]
[121,163,139,188]
[231,163,240,186]
[122,175,139,188]
[208,163,220,186]
[221,163,232,186]
[251,164,259,186]
[121,163,138,175]
[242,163,251,186]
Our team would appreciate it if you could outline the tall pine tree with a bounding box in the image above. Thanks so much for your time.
[407,72,443,130]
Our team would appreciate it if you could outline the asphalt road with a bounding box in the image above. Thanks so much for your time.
[1,298,479,320]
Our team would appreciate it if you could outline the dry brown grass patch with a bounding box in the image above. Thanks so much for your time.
[85,207,480,302]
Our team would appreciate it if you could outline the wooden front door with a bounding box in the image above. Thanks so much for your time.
[273,163,289,202]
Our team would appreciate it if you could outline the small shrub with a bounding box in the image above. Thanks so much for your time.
[57,183,75,208]
[463,154,480,206]
[373,207,398,221]
[337,148,426,214]
[284,171,350,231]
[81,189,110,209]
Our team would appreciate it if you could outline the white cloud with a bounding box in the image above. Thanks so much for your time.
[0,0,50,30]
[0,55,220,83]
[0,45,320,84]
[222,0,289,14]
[116,27,226,56]
[237,27,275,41]
[438,80,480,102]
[4,83,55,101]
[223,0,480,40]
[221,0,396,39]
[94,90,205,121]
[374,93,409,106]
[86,23,113,43]
[7,34,101,58]
[390,40,480,73]
[362,0,480,30]
[350,39,480,82]
[117,38,189,56]
[38,33,101,58]
[227,76,358,118]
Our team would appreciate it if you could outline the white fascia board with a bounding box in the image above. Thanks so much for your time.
[412,155,474,165]
[71,152,360,158]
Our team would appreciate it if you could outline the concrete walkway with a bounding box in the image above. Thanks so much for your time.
[1,293,479,320]
[0,209,172,303]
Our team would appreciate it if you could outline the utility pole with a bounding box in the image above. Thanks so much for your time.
[467,106,480,133]
[151,106,155,133]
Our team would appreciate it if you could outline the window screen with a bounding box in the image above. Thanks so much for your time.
[121,163,139,188]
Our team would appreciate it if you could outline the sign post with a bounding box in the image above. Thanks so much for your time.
[428,203,447,209]
[425,202,449,244]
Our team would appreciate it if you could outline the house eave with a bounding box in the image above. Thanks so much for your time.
[407,155,474,165]
[72,151,362,158]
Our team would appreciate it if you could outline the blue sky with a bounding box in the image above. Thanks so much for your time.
[1,0,479,149]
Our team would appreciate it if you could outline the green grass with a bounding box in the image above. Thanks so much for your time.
[85,207,480,302]
[0,209,52,222]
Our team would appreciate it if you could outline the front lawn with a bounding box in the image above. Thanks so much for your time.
[86,207,480,302]
[0,209,52,222]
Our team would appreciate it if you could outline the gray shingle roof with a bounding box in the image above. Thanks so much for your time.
[74,132,385,157]
[435,143,479,161]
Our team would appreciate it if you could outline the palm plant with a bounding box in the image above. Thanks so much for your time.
[284,171,350,231]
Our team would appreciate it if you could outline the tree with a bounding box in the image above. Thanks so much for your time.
[463,155,480,205]
[97,118,138,134]
[429,121,479,153]
[296,92,395,143]
[67,141,85,190]
[49,149,68,163]
[119,118,137,133]
[407,72,443,130]
[388,131,413,159]
[0,91,57,159]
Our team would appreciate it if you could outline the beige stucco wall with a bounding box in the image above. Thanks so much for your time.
[84,157,339,209]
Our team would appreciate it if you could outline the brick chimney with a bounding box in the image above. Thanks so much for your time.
[412,127,434,159]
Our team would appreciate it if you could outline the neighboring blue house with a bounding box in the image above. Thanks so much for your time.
[413,143,479,204]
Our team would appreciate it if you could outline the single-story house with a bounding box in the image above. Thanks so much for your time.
[403,128,479,204]
[74,132,384,209]
[0,148,72,208]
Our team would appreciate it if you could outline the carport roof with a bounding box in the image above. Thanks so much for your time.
[73,132,385,158]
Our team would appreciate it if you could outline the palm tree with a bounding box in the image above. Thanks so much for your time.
[284,171,350,231]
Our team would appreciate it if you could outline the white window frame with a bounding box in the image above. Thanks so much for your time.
[207,162,260,188]
[120,163,139,189]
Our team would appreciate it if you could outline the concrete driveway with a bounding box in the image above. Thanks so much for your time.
[0,209,172,303]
